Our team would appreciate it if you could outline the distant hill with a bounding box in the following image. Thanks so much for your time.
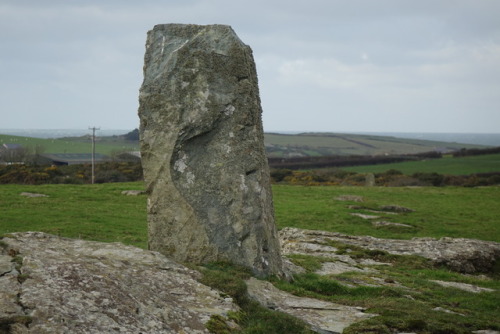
[0,131,488,158]
[354,132,500,146]
[264,132,486,157]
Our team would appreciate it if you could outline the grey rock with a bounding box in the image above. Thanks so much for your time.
[350,213,379,220]
[246,277,375,334]
[280,227,500,273]
[280,236,356,264]
[372,221,413,228]
[121,190,145,196]
[315,261,375,276]
[432,306,465,316]
[138,24,283,277]
[0,275,23,319]
[0,254,14,275]
[430,280,495,293]
[19,192,48,198]
[358,258,392,266]
[0,232,238,333]
[282,257,306,275]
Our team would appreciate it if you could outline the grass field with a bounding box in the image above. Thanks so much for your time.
[1,182,499,333]
[343,153,500,175]
[0,182,148,248]
[273,185,500,242]
[265,133,484,157]
[1,183,498,245]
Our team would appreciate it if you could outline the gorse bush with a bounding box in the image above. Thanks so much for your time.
[269,168,500,187]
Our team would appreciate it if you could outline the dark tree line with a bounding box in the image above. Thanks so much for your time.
[452,146,500,157]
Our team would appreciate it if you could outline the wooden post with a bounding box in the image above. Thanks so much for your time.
[89,127,100,184]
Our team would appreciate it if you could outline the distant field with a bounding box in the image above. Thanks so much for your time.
[1,131,487,157]
[0,134,139,155]
[343,153,500,175]
[265,132,485,157]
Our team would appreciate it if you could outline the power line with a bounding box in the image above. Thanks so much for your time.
[89,126,100,184]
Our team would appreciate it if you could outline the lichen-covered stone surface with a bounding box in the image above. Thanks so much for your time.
[246,277,374,334]
[280,227,500,273]
[0,232,237,333]
[138,24,283,277]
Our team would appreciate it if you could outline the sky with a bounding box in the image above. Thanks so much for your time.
[1,0,499,133]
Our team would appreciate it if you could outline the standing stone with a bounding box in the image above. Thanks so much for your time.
[138,24,284,277]
[365,173,375,187]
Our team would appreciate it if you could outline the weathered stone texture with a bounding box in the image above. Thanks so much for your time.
[280,227,500,273]
[138,24,283,277]
[246,277,374,334]
[0,232,238,333]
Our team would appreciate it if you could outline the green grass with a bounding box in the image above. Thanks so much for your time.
[343,154,500,175]
[273,185,500,242]
[0,134,139,155]
[1,183,498,246]
[0,182,147,248]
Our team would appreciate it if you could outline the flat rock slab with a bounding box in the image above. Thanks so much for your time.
[315,261,376,276]
[246,277,375,334]
[350,213,380,220]
[430,280,495,293]
[280,227,500,274]
[20,192,48,198]
[0,232,238,333]
[372,221,413,228]
[121,190,145,196]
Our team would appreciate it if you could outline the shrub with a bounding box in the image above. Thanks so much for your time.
[412,172,445,186]
[270,169,293,182]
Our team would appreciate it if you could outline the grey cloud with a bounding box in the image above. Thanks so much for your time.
[1,0,499,132]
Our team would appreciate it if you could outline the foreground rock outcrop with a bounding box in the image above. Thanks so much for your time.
[1,230,498,334]
[138,24,283,277]
[0,232,237,333]
[246,277,374,334]
[280,227,500,273]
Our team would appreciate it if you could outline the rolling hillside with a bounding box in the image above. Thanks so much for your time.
[1,131,487,157]
[264,132,485,157]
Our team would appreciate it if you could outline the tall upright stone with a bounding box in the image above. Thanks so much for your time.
[138,24,284,277]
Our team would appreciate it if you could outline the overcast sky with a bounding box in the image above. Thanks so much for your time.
[1,0,499,133]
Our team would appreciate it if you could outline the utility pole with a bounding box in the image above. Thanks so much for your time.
[89,126,100,184]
